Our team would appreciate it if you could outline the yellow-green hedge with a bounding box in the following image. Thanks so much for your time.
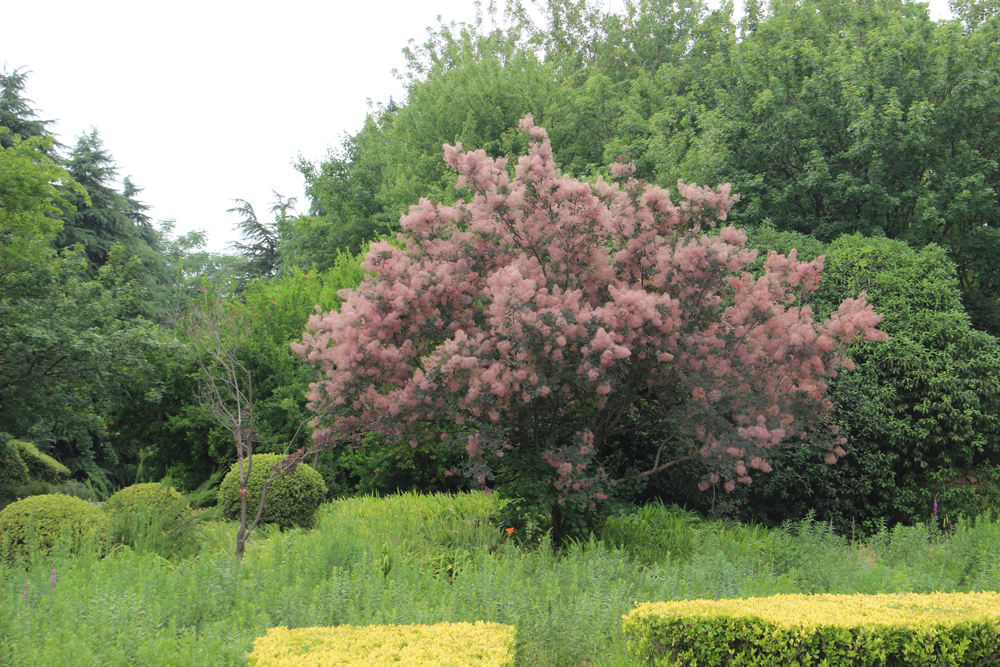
[624,592,1000,666]
[247,621,515,667]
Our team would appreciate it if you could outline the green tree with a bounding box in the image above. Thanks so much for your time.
[289,113,396,260]
[153,220,244,311]
[227,196,282,282]
[629,0,1000,332]
[0,127,168,488]
[0,132,79,297]
[0,247,166,488]
[58,129,170,319]
[131,256,367,491]
[0,67,53,149]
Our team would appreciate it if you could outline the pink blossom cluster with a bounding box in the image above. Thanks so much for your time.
[293,115,886,504]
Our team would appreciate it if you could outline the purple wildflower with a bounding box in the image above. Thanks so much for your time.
[22,581,28,601]
[50,568,57,589]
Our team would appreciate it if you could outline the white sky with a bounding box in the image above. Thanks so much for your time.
[2,0,953,253]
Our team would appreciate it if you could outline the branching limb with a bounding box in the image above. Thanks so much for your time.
[612,434,699,484]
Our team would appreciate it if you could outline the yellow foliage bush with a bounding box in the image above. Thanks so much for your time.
[624,592,1000,666]
[247,621,515,667]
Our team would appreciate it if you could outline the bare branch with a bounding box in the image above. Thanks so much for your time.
[612,434,700,485]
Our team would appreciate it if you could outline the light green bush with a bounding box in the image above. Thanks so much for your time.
[104,482,196,557]
[105,483,189,521]
[0,494,106,560]
[599,503,700,565]
[218,454,327,530]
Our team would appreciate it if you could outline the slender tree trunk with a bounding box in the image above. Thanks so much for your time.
[235,522,248,560]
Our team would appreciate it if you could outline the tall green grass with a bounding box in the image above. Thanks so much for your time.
[3,493,1000,666]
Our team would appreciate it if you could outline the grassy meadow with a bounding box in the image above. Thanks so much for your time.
[3,492,1000,666]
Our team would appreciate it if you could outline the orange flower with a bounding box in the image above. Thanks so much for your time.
[505,527,515,534]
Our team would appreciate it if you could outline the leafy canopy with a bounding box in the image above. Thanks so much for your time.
[295,117,886,536]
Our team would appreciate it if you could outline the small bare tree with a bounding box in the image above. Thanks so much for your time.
[183,291,390,559]
[184,292,262,559]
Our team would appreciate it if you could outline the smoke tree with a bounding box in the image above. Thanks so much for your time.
[294,116,886,539]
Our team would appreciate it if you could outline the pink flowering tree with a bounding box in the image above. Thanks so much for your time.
[293,116,887,541]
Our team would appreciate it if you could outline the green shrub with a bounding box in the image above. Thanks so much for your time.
[625,592,1000,665]
[104,482,200,559]
[0,494,106,560]
[12,441,70,484]
[0,439,29,489]
[314,430,471,498]
[105,482,189,520]
[218,454,327,530]
[105,482,190,529]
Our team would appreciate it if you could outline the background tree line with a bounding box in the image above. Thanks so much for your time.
[3,0,1000,535]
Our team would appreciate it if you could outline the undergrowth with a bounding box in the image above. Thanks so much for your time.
[2,492,1000,666]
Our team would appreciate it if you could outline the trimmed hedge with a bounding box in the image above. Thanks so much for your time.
[11,441,70,484]
[0,440,29,489]
[0,494,106,560]
[624,592,1000,666]
[247,622,515,667]
[218,454,327,530]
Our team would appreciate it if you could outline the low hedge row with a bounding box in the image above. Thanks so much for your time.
[247,621,516,667]
[624,592,1000,666]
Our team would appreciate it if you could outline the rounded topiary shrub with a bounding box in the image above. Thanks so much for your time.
[0,494,106,560]
[105,483,192,531]
[218,454,327,530]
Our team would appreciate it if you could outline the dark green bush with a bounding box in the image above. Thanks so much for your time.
[736,235,1000,532]
[0,494,106,560]
[314,431,470,498]
[0,439,29,489]
[12,441,70,484]
[217,454,327,529]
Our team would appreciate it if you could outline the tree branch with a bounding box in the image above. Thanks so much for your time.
[613,434,700,485]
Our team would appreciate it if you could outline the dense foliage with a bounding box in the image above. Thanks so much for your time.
[3,0,1000,536]
[5,494,1000,666]
[295,117,885,540]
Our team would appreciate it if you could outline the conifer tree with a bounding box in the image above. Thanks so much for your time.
[58,130,169,318]
[0,67,53,148]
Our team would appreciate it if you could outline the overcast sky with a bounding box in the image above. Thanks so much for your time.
[2,0,953,253]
